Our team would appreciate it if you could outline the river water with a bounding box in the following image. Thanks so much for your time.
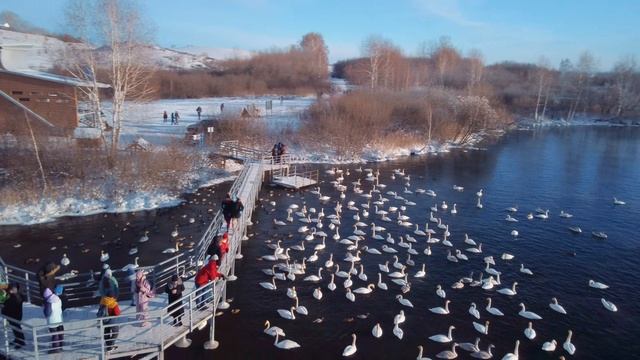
[2,126,639,359]
[170,126,640,359]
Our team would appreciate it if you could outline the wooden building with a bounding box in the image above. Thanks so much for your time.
[0,45,109,136]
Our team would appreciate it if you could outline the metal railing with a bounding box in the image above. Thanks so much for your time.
[0,154,265,359]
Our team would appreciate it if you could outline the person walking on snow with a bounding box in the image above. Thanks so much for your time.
[135,271,154,327]
[196,106,202,119]
[171,112,175,125]
[174,111,180,124]
[163,111,168,123]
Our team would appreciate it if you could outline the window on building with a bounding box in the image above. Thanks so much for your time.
[19,97,30,102]
[49,93,58,97]
[31,91,40,95]
[11,91,23,95]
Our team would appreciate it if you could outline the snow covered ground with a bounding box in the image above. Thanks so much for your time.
[113,95,316,146]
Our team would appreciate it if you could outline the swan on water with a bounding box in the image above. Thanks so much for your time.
[414,264,426,278]
[264,320,285,337]
[486,298,504,316]
[520,264,533,275]
[260,277,277,290]
[473,320,489,335]
[372,323,383,338]
[353,283,375,295]
[435,343,458,359]
[497,282,518,296]
[341,334,357,357]
[470,344,495,359]
[60,254,70,267]
[294,297,308,315]
[501,340,519,360]
[436,285,446,299]
[429,325,455,343]
[417,345,433,360]
[274,333,300,349]
[519,303,542,320]
[524,321,536,340]
[377,273,389,290]
[100,250,110,262]
[459,337,481,353]
[138,230,150,243]
[393,322,404,339]
[277,306,296,320]
[396,295,414,308]
[327,274,337,291]
[563,330,576,355]
[589,279,609,289]
[541,339,557,352]
[549,297,567,314]
[313,287,323,300]
[345,288,356,302]
[468,302,481,319]
[430,300,451,315]
[601,298,618,312]
[613,197,626,205]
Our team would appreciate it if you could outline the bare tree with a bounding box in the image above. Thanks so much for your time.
[467,49,484,94]
[567,51,595,121]
[361,36,387,89]
[534,56,551,121]
[613,55,640,116]
[64,0,154,165]
[430,36,460,86]
[300,32,329,82]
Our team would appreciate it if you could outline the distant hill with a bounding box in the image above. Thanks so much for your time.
[0,28,227,71]
[174,46,254,61]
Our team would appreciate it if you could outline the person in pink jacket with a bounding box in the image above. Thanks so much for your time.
[135,271,154,327]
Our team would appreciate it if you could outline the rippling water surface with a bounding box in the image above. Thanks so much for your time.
[3,127,639,359]
[179,127,639,360]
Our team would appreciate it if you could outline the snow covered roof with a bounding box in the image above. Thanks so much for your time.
[0,68,110,88]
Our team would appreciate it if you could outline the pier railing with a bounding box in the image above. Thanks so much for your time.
[0,150,265,358]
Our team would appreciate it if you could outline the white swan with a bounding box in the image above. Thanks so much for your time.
[264,320,285,337]
[563,330,576,355]
[435,343,458,359]
[313,287,323,300]
[589,279,609,289]
[393,322,404,339]
[429,325,455,343]
[450,204,457,215]
[273,218,287,226]
[100,250,110,262]
[519,303,542,320]
[396,295,414,308]
[353,283,375,295]
[497,282,518,296]
[524,322,536,340]
[519,264,533,275]
[417,345,432,360]
[345,288,355,302]
[260,277,277,290]
[485,298,504,316]
[294,297,308,315]
[414,263,426,278]
[501,340,519,360]
[274,333,300,349]
[138,230,149,243]
[327,274,337,291]
[601,298,618,312]
[60,254,70,267]
[613,197,626,205]
[303,268,323,282]
[342,333,357,357]
[372,323,383,338]
[277,306,296,320]
[459,337,480,353]
[377,272,388,290]
[541,339,557,352]
[471,344,495,359]
[473,320,489,335]
[430,300,451,315]
[549,297,567,314]
[468,303,480,319]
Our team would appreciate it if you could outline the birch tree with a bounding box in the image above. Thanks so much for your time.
[534,57,551,121]
[613,55,640,116]
[64,0,154,165]
[567,51,595,121]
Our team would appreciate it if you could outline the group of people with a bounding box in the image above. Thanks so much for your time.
[0,231,234,353]
[271,142,288,163]
[162,110,181,125]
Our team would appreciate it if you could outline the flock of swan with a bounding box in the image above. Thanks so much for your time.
[255,166,623,357]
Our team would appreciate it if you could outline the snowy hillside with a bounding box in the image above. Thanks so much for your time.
[0,28,221,71]
[174,46,254,60]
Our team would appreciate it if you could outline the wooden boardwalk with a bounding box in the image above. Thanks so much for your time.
[272,175,317,189]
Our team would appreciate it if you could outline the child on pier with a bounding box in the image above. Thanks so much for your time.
[135,271,154,327]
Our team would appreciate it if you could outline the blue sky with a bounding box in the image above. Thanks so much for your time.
[2,0,639,68]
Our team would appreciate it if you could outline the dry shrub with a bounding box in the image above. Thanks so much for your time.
[209,115,269,148]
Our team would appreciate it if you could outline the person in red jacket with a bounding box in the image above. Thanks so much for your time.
[194,256,225,309]
[219,232,229,257]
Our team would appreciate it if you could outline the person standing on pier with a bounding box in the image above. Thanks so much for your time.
[231,196,244,229]
[221,193,235,231]
[98,269,119,299]
[135,271,154,327]
[43,287,64,353]
[164,275,185,326]
[98,289,121,352]
[194,256,225,309]
[1,283,25,349]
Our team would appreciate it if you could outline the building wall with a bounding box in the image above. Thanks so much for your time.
[0,72,78,132]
